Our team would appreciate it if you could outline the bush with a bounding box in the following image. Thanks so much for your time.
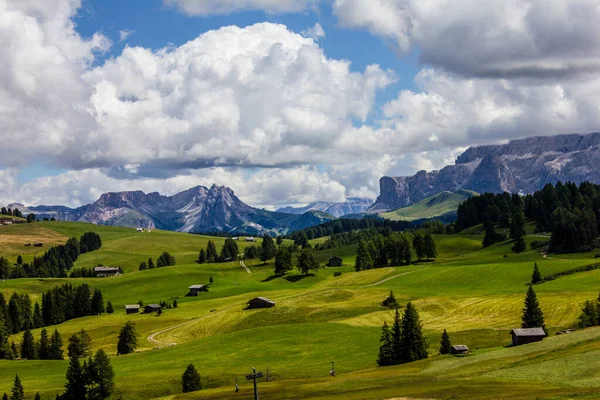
[333,271,342,277]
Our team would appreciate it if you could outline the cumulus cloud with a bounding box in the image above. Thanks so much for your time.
[301,23,325,40]
[119,29,135,41]
[163,0,319,16]
[333,0,600,79]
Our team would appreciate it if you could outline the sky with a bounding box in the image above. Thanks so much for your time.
[2,0,600,209]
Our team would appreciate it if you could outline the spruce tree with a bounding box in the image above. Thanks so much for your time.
[147,258,155,269]
[2,393,6,400]
[297,249,319,276]
[117,321,138,355]
[260,234,277,264]
[376,321,394,366]
[391,308,402,364]
[439,329,452,355]
[173,299,178,308]
[381,291,399,309]
[510,209,527,253]
[521,285,545,329]
[16,256,22,265]
[198,249,207,264]
[106,301,114,314]
[91,349,115,399]
[209,276,214,284]
[579,300,597,328]
[531,263,542,284]
[139,261,147,271]
[206,241,218,263]
[91,289,105,315]
[355,240,374,271]
[37,328,50,360]
[64,354,87,400]
[34,393,40,400]
[182,363,202,393]
[10,375,24,400]
[274,246,293,275]
[32,303,44,329]
[423,232,438,260]
[398,302,428,363]
[20,329,36,360]
[49,329,63,360]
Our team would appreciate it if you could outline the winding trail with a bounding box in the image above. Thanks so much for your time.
[240,260,252,274]
[147,320,196,345]
[361,269,419,288]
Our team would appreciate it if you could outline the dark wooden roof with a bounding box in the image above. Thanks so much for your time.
[93,266,120,272]
[189,285,206,289]
[511,328,546,337]
[249,296,275,304]
[146,303,161,308]
[124,304,140,309]
[451,345,469,351]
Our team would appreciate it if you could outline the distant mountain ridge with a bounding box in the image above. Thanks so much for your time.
[276,197,373,217]
[8,185,335,235]
[369,132,600,212]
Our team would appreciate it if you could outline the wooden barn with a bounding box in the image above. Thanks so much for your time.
[327,256,343,267]
[510,327,546,346]
[188,284,208,296]
[93,266,121,277]
[450,345,469,354]
[144,304,162,313]
[124,304,140,314]
[247,297,275,309]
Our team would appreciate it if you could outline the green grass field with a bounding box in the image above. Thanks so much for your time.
[2,222,600,399]
[379,190,476,222]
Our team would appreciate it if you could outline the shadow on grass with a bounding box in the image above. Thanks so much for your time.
[285,273,315,283]
[261,274,282,282]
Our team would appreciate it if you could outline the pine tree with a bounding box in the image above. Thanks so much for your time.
[579,300,597,328]
[139,261,147,271]
[531,263,542,284]
[355,240,374,271]
[117,321,138,355]
[37,328,50,360]
[521,285,545,329]
[376,321,394,366]
[510,208,527,253]
[32,302,44,329]
[10,375,24,400]
[376,246,388,267]
[297,248,319,276]
[148,258,155,269]
[182,363,202,393]
[173,299,178,308]
[423,232,438,260]
[398,302,428,363]
[206,241,218,263]
[64,354,87,400]
[16,256,22,265]
[391,308,402,364]
[2,393,7,400]
[106,301,114,314]
[49,329,63,360]
[274,246,293,275]
[381,291,399,309]
[91,289,105,315]
[34,393,40,400]
[91,349,115,399]
[439,329,452,355]
[198,249,207,264]
[260,234,277,264]
[20,329,36,360]
[209,276,214,284]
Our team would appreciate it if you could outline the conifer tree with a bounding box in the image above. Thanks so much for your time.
[1,393,6,400]
[91,349,115,399]
[37,328,50,360]
[139,261,147,271]
[398,302,428,363]
[91,289,105,315]
[197,249,206,264]
[32,303,44,329]
[106,301,114,314]
[510,208,527,253]
[297,248,319,276]
[376,246,388,267]
[381,291,399,309]
[49,329,63,360]
[206,241,218,263]
[182,363,202,393]
[117,321,138,355]
[274,246,293,275]
[20,329,36,360]
[521,285,545,330]
[10,375,24,400]
[16,256,22,265]
[260,234,277,264]
[147,258,155,269]
[209,276,214,284]
[579,300,597,328]
[355,240,374,271]
[34,393,40,400]
[423,232,438,260]
[376,321,394,366]
[64,354,87,400]
[173,299,178,308]
[391,308,402,364]
[531,263,542,284]
[439,329,452,355]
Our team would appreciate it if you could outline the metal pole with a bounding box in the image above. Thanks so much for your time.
[253,367,259,400]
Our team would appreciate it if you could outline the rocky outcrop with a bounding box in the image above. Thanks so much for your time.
[370,132,600,212]
[276,198,373,217]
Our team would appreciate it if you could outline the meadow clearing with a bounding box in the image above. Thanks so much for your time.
[1,221,600,399]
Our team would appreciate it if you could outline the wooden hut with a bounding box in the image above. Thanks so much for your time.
[124,304,140,314]
[188,284,208,296]
[93,266,121,277]
[327,256,343,267]
[144,304,162,313]
[510,327,546,346]
[247,297,275,309]
[450,345,469,354]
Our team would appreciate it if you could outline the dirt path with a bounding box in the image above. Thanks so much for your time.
[361,269,419,288]
[240,260,252,274]
[147,320,196,345]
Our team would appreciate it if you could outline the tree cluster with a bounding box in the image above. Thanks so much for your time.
[377,303,428,366]
[139,252,176,270]
[0,207,23,218]
[63,348,115,400]
[287,218,412,243]
[17,327,64,360]
[578,293,600,328]
[116,321,138,355]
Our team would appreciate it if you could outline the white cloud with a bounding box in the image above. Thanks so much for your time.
[301,23,325,40]
[163,0,319,16]
[119,29,135,41]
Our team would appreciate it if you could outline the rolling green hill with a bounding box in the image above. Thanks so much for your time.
[380,189,477,222]
[1,221,600,399]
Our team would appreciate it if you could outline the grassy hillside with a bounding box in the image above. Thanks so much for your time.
[380,189,477,222]
[2,222,600,399]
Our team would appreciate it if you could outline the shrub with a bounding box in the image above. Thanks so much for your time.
[333,271,342,277]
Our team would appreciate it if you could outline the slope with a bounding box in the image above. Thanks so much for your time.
[380,190,476,222]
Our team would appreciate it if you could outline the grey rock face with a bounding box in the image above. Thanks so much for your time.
[276,198,373,217]
[370,132,600,212]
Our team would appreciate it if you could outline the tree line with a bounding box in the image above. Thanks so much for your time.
[0,207,23,218]
[355,229,437,271]
[287,218,412,243]
[138,252,176,270]
[0,232,102,280]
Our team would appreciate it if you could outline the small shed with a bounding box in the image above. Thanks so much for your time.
[247,297,275,309]
[188,284,208,296]
[124,304,140,314]
[93,266,121,277]
[510,327,546,346]
[327,256,343,267]
[144,304,162,313]
[450,345,469,355]
[245,237,256,242]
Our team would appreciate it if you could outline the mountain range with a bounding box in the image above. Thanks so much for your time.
[275,198,373,218]
[369,132,600,212]
[8,185,336,235]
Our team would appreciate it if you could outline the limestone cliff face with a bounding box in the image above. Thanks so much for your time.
[370,132,600,212]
